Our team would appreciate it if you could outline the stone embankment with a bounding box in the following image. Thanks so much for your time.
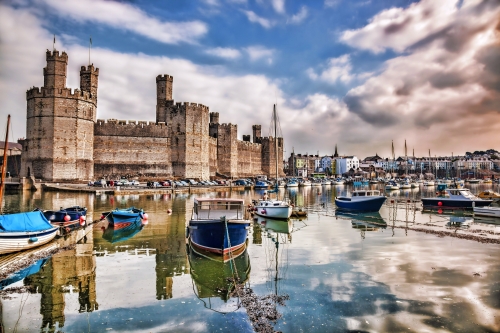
[42,183,246,195]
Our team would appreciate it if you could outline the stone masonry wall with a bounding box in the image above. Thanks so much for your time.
[93,120,171,178]
[237,140,263,178]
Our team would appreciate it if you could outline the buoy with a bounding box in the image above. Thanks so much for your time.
[167,209,172,214]
[390,199,394,203]
[438,209,443,214]
[64,215,71,222]
[79,216,86,225]
[143,213,149,220]
[142,219,149,225]
[100,215,105,220]
[438,201,443,206]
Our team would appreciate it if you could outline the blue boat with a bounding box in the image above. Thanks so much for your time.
[0,258,49,290]
[42,206,87,222]
[254,181,269,189]
[101,207,145,225]
[187,198,250,257]
[0,211,59,255]
[421,188,492,210]
[335,190,387,212]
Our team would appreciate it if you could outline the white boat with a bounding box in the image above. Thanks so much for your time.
[423,180,435,186]
[467,178,480,184]
[473,206,500,218]
[0,211,59,255]
[400,180,411,189]
[299,180,311,186]
[286,179,299,187]
[253,105,292,220]
[312,180,323,186]
[410,181,419,188]
[385,181,400,190]
[332,178,345,185]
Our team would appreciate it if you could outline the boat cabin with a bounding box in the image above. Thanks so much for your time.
[352,190,381,197]
[445,189,477,199]
[192,198,246,221]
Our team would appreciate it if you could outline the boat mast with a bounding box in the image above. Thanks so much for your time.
[404,140,407,178]
[274,104,278,182]
[0,114,11,211]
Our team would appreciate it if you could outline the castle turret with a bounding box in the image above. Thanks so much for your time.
[43,50,68,89]
[156,75,173,123]
[80,64,99,105]
[252,125,261,143]
[210,112,219,124]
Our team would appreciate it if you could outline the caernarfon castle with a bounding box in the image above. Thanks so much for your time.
[20,49,285,182]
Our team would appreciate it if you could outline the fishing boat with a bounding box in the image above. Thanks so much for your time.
[385,180,400,190]
[253,105,292,220]
[421,188,493,210]
[335,190,386,212]
[477,190,500,202]
[286,179,299,187]
[0,211,59,255]
[473,206,500,218]
[254,181,269,189]
[101,207,146,225]
[187,198,251,255]
[0,115,59,255]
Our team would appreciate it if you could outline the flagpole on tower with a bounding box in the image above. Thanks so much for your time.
[53,34,55,51]
[89,36,92,66]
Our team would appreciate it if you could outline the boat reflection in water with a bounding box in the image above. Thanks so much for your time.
[0,257,49,290]
[188,242,250,312]
[101,220,144,244]
[336,211,388,237]
[255,215,293,235]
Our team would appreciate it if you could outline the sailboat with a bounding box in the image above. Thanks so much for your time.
[253,105,292,219]
[0,115,58,254]
[385,141,400,191]
[423,149,435,186]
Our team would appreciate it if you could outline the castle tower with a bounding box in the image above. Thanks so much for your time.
[156,75,173,123]
[261,136,285,178]
[215,123,238,177]
[252,125,261,143]
[21,49,98,181]
[169,102,210,179]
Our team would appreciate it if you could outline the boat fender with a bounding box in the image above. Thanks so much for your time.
[438,202,443,206]
[100,215,105,220]
[261,209,266,214]
[29,237,38,243]
[79,216,86,225]
[64,215,71,222]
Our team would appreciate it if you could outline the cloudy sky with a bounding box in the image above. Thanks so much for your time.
[0,0,499,159]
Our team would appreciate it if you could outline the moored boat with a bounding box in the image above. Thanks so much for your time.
[254,181,269,189]
[421,188,492,210]
[477,190,500,202]
[335,190,387,212]
[101,207,146,225]
[187,198,251,255]
[0,211,59,255]
[385,181,400,190]
[473,206,500,218]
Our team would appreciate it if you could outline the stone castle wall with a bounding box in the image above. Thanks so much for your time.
[93,120,171,178]
[237,140,264,178]
[22,49,286,181]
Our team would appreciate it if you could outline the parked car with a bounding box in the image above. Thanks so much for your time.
[119,179,130,186]
[93,180,103,187]
[174,181,184,187]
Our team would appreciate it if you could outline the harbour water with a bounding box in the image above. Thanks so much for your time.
[1,184,499,332]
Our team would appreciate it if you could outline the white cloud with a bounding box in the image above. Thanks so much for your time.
[289,6,308,24]
[244,46,275,63]
[324,0,341,8]
[242,10,274,29]
[272,0,286,14]
[341,0,458,53]
[38,0,208,45]
[307,55,353,83]
[205,47,241,59]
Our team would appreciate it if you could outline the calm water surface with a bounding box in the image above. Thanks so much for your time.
[1,184,499,332]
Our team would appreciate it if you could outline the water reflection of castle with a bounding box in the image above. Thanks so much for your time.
[24,232,97,332]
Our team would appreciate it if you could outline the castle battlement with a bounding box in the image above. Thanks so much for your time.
[219,123,238,130]
[26,86,94,102]
[169,101,209,112]
[95,119,169,129]
[238,140,261,148]
[46,49,68,62]
[80,65,99,75]
[156,74,173,81]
